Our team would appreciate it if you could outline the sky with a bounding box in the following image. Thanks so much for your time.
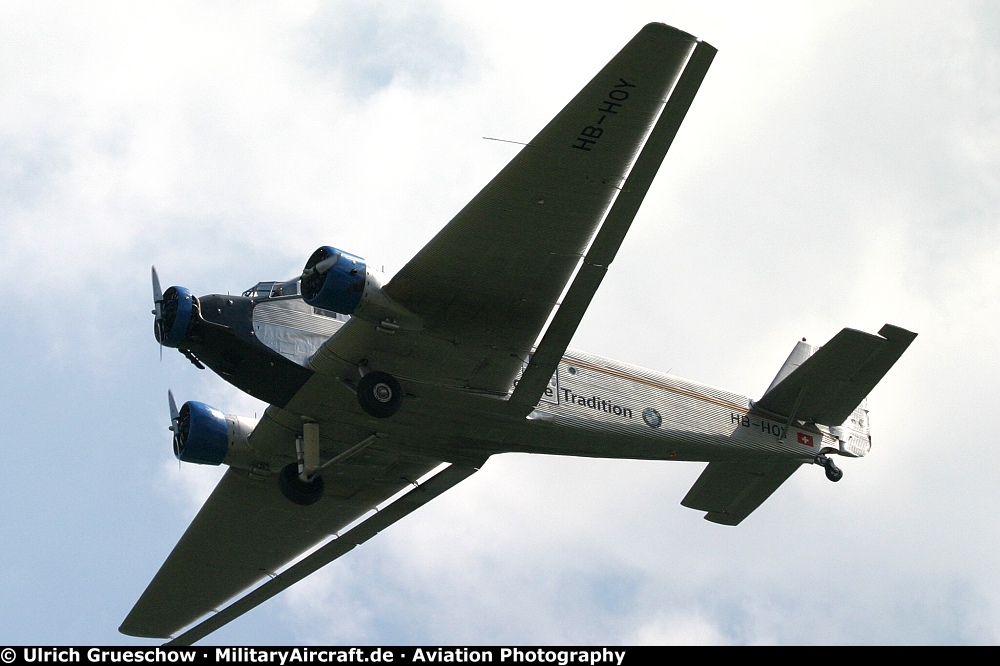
[0,0,998,646]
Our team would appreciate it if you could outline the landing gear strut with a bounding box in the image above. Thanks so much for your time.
[279,422,324,506]
[357,370,403,418]
[278,428,385,506]
[815,454,843,482]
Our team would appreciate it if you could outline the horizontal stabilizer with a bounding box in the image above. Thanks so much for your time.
[754,324,916,426]
[681,460,801,525]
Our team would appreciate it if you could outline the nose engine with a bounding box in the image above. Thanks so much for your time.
[151,267,195,349]
[155,286,195,348]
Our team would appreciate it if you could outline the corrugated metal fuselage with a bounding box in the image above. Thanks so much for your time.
[505,350,835,463]
[192,295,848,473]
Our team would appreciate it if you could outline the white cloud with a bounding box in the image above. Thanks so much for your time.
[629,613,733,646]
[2,0,999,646]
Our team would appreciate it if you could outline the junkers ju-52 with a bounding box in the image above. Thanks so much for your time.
[123,23,916,644]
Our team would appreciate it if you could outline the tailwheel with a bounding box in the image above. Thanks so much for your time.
[815,455,843,483]
[357,370,403,418]
[278,463,325,505]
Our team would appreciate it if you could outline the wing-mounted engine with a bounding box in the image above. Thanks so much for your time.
[300,246,422,331]
[169,395,258,468]
[300,247,366,314]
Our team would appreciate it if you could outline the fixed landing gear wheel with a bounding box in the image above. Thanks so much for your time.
[278,463,324,505]
[357,370,403,418]
[815,455,843,483]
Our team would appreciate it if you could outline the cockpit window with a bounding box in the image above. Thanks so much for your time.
[242,279,301,300]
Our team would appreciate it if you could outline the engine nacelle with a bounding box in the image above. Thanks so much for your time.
[155,286,195,348]
[300,245,423,330]
[301,246,368,315]
[173,401,255,466]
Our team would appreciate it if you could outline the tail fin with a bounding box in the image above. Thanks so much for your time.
[680,324,915,526]
[754,324,917,428]
[763,338,817,396]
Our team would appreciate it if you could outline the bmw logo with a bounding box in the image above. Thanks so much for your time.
[642,407,662,428]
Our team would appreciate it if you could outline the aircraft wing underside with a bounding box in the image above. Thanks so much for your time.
[120,441,452,639]
[312,24,711,395]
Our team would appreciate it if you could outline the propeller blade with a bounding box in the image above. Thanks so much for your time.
[152,266,164,360]
[168,389,180,425]
[302,255,339,279]
[151,266,164,314]
[168,390,182,468]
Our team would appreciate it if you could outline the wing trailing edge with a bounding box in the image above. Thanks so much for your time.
[510,35,717,412]
[120,440,481,641]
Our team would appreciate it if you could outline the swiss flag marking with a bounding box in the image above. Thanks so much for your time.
[797,432,814,447]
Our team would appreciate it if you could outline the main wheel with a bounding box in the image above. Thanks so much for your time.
[825,461,843,483]
[278,462,325,505]
[357,370,403,418]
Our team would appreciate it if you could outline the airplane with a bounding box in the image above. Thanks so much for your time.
[121,22,916,644]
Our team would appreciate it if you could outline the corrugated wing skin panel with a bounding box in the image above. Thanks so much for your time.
[510,39,716,411]
[681,460,802,526]
[756,324,917,426]
[120,454,441,639]
[162,464,481,646]
[336,23,703,393]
